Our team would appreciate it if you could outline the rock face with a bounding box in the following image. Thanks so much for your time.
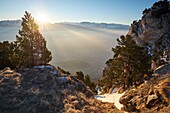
[119,1,170,112]
[128,0,170,53]
[119,74,170,113]
[0,67,122,113]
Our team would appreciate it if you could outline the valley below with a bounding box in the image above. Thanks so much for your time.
[0,23,128,82]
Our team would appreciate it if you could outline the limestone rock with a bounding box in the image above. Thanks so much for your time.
[119,74,170,112]
[128,0,170,51]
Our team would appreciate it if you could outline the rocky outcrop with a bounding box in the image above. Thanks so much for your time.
[118,1,170,112]
[127,0,170,71]
[128,1,170,45]
[119,74,170,113]
[0,67,122,113]
[128,0,170,52]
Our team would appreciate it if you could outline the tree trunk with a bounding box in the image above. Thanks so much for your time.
[125,74,130,88]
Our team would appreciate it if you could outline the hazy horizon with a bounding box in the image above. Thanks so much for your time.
[0,19,130,26]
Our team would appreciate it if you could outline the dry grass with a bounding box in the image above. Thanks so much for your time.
[0,67,122,113]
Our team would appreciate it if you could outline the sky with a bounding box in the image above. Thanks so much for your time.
[0,0,158,25]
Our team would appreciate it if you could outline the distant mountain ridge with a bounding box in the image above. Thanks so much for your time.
[0,20,21,27]
[79,22,129,30]
[0,20,129,30]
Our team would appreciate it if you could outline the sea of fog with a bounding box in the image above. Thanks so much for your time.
[0,24,128,82]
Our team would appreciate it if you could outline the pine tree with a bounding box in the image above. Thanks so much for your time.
[0,41,14,69]
[16,11,52,68]
[100,35,151,91]
[75,71,96,93]
[84,75,91,86]
[76,71,84,81]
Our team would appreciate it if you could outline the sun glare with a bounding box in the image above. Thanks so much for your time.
[36,13,47,23]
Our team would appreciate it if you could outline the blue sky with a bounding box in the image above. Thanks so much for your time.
[0,0,158,25]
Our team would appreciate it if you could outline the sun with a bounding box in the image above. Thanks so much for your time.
[36,13,47,23]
